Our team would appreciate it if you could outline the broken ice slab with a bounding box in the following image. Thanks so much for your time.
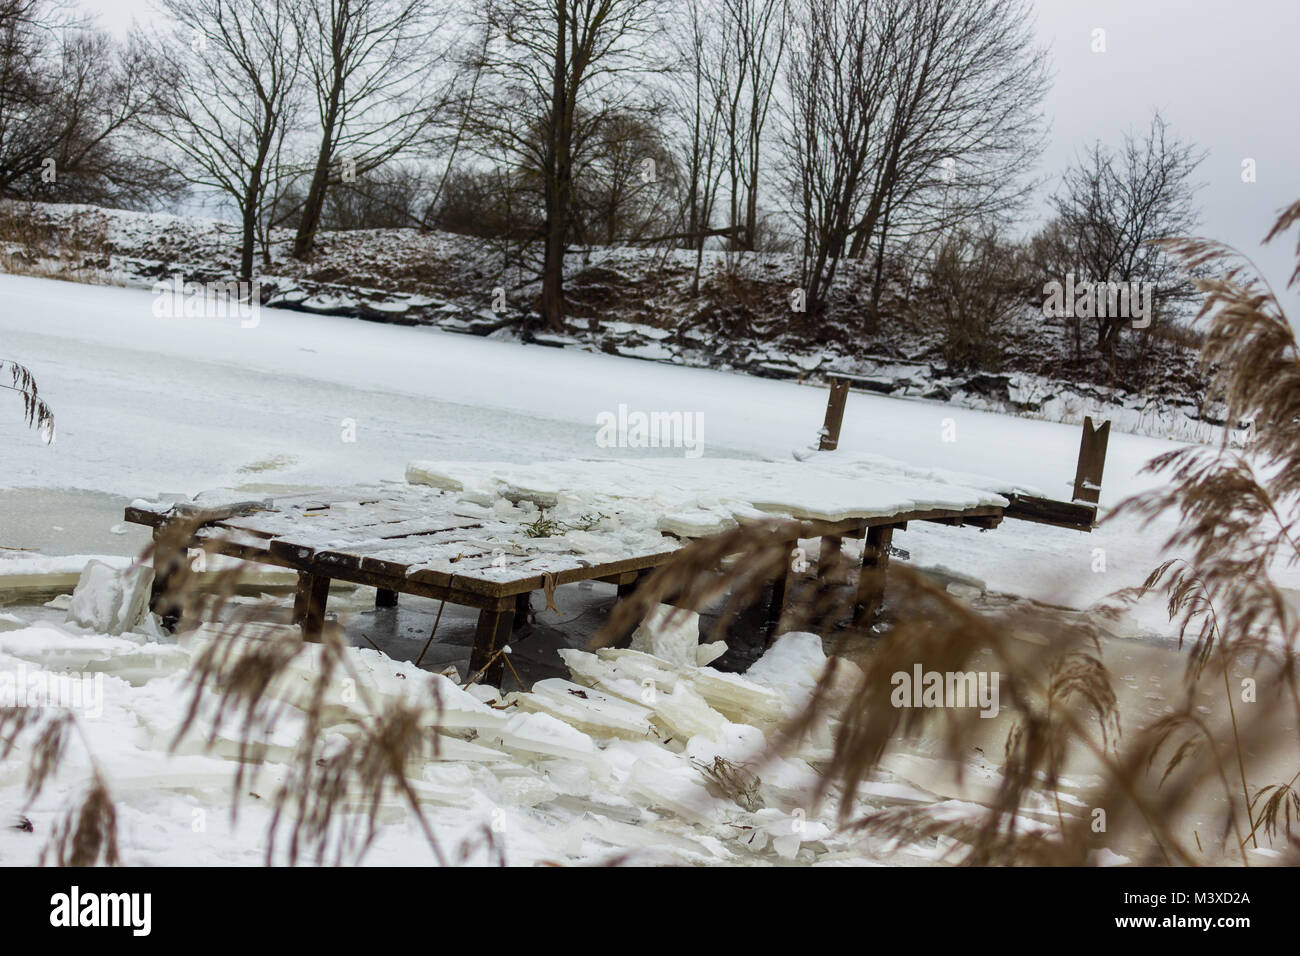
[535,758,600,799]
[696,641,727,666]
[181,627,510,734]
[0,625,187,683]
[622,756,731,826]
[428,734,512,763]
[496,771,559,807]
[491,711,599,763]
[558,648,729,743]
[645,683,729,743]
[403,763,476,807]
[66,559,153,636]
[512,677,656,741]
[577,811,730,863]
[591,647,685,691]
[628,604,701,668]
[157,705,309,765]
[744,631,866,717]
[746,807,833,860]
[680,667,786,726]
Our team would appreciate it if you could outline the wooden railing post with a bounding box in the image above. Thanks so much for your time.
[820,376,851,451]
[1072,416,1110,504]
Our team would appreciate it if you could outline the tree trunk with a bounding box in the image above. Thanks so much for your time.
[539,2,569,333]
[293,138,334,260]
[240,197,257,283]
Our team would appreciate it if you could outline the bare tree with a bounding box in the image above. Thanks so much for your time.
[142,0,303,282]
[477,0,669,332]
[571,107,679,245]
[714,0,787,252]
[668,0,727,292]
[783,0,1047,330]
[0,2,176,206]
[289,0,456,259]
[1049,112,1206,359]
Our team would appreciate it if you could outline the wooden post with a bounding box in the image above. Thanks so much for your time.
[854,525,894,628]
[469,604,516,686]
[148,526,187,631]
[763,539,801,645]
[512,591,532,631]
[293,571,331,642]
[149,560,182,631]
[375,588,398,608]
[1072,417,1110,504]
[818,534,843,583]
[610,569,649,649]
[819,376,851,451]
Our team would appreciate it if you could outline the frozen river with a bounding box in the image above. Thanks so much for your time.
[1,272,1197,613]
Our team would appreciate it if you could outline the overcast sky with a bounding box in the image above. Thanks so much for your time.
[80,0,1300,313]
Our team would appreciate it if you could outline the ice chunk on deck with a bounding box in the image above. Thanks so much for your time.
[66,559,153,636]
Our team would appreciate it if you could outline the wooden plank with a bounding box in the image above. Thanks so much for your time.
[1004,494,1096,531]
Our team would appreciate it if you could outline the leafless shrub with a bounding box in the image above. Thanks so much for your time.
[907,223,1028,372]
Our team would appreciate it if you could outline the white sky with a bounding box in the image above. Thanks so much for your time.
[76,0,1300,312]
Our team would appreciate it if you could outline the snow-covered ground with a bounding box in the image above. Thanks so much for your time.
[0,273,1289,866]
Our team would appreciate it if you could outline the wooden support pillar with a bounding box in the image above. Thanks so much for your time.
[819,534,843,584]
[763,539,801,645]
[854,525,894,629]
[469,604,516,686]
[149,527,187,631]
[611,569,650,649]
[512,591,532,631]
[819,376,851,451]
[1072,416,1110,504]
[615,574,640,601]
[294,571,331,642]
[149,563,182,631]
[375,588,398,608]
